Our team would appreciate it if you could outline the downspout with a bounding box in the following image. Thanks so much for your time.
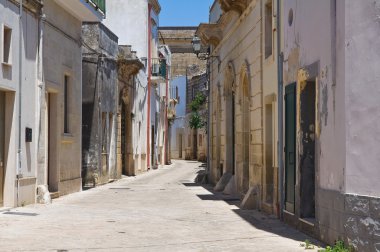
[37,6,45,185]
[164,65,169,165]
[206,60,211,176]
[17,0,24,206]
[276,0,284,220]
[147,4,152,170]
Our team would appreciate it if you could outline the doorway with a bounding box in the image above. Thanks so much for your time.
[47,93,59,193]
[151,125,155,168]
[265,103,274,203]
[178,133,183,159]
[225,91,236,175]
[193,131,197,160]
[241,78,250,193]
[0,92,5,206]
[300,80,316,219]
[285,84,296,213]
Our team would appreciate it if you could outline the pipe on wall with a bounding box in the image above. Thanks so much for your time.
[276,0,284,220]
[147,4,152,170]
[16,0,23,206]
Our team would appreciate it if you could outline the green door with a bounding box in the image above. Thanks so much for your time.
[285,84,296,213]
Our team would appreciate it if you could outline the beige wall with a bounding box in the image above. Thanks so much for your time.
[39,0,83,196]
[209,1,264,196]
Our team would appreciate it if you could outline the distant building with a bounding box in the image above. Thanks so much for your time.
[104,0,170,173]
[185,72,208,162]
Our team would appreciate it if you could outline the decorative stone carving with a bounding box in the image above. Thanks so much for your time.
[223,62,236,98]
[219,0,250,15]
[117,46,144,81]
[148,0,161,14]
[197,24,223,47]
[14,0,43,14]
[196,12,234,47]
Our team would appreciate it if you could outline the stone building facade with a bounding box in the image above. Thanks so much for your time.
[0,0,105,207]
[198,0,279,212]
[81,22,119,186]
[37,0,105,199]
[185,72,208,162]
[0,0,42,207]
[104,0,170,173]
[199,0,380,250]
[281,1,380,251]
[158,27,207,161]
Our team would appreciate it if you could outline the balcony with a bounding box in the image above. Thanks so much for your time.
[170,86,179,104]
[55,0,105,22]
[151,58,167,86]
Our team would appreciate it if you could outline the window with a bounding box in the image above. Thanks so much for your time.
[64,75,69,133]
[2,26,12,64]
[265,1,273,59]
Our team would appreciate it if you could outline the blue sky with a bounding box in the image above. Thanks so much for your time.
[159,0,214,27]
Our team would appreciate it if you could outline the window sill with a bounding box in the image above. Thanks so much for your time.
[1,62,12,67]
[264,56,274,66]
[61,133,74,144]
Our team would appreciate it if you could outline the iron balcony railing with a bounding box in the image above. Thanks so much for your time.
[88,0,106,14]
[151,58,167,79]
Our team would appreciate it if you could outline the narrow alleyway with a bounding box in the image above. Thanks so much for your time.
[0,160,319,252]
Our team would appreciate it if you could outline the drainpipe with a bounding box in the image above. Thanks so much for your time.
[206,61,211,176]
[276,0,284,220]
[164,64,169,165]
[147,4,152,170]
[37,6,45,185]
[16,0,23,206]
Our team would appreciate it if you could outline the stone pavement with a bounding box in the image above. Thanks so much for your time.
[0,160,321,252]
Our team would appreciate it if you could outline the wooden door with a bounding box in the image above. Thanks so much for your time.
[285,84,296,213]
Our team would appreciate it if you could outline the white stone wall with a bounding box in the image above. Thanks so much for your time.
[104,0,149,59]
[0,0,40,207]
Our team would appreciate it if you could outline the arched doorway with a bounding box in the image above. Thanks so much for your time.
[223,63,236,176]
[237,64,250,194]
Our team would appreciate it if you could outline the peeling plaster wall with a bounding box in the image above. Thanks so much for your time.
[344,0,380,197]
[82,23,119,185]
[283,0,345,193]
[283,1,380,250]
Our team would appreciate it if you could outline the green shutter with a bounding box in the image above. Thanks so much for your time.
[285,83,296,213]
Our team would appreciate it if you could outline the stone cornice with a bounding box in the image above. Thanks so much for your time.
[196,11,234,47]
[10,0,43,14]
[197,23,223,47]
[219,0,250,15]
[149,0,161,14]
[118,58,144,79]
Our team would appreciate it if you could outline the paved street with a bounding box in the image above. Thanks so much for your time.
[0,160,319,252]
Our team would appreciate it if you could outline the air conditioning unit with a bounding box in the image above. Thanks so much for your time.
[152,63,159,76]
